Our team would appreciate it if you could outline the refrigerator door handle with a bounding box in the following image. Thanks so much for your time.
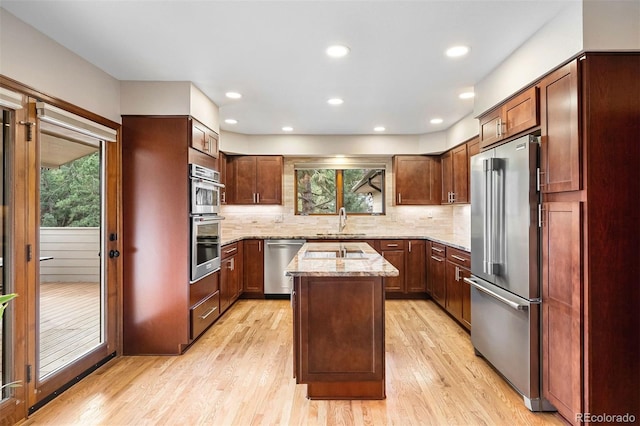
[464,277,528,311]
[483,159,492,275]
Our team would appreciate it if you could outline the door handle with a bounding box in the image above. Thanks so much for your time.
[109,250,120,258]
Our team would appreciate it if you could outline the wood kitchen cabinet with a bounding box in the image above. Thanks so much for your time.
[441,136,477,204]
[220,242,242,313]
[218,151,227,204]
[479,86,538,150]
[393,155,441,205]
[537,54,640,425]
[444,247,471,330]
[191,117,219,158]
[189,271,220,339]
[227,155,283,204]
[243,239,265,297]
[122,115,219,355]
[379,240,405,293]
[428,242,446,307]
[405,240,426,293]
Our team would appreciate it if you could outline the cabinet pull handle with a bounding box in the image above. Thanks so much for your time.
[221,191,226,204]
[398,193,402,204]
[229,257,235,271]
[259,240,262,252]
[408,241,412,252]
[430,255,443,262]
[224,247,237,254]
[199,306,218,320]
[455,266,460,281]
[256,193,260,203]
[432,247,444,253]
[386,244,398,247]
[451,254,467,262]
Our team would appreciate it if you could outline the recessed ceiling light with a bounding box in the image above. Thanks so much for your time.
[446,45,470,58]
[430,118,444,124]
[225,91,242,99]
[459,92,475,99]
[224,119,238,124]
[282,126,294,132]
[326,45,350,58]
[327,98,344,105]
[374,126,386,132]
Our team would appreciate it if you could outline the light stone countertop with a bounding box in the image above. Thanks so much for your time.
[221,233,470,252]
[284,242,400,277]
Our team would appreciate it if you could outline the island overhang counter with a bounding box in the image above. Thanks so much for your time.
[285,242,399,400]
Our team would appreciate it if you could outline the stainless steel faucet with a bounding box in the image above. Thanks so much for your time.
[338,207,347,233]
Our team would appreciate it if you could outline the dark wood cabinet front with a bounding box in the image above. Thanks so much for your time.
[393,155,441,205]
[380,240,405,293]
[444,247,471,330]
[220,242,243,313]
[228,155,283,204]
[191,118,219,158]
[428,243,446,307]
[406,240,426,293]
[441,138,475,205]
[243,239,265,296]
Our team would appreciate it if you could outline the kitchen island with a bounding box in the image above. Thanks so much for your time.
[285,242,399,399]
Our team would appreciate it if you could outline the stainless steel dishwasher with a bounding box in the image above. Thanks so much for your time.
[264,239,306,297]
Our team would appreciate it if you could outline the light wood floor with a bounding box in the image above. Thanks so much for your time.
[20,299,565,425]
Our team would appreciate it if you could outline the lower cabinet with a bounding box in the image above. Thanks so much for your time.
[379,239,426,296]
[243,239,265,297]
[220,242,243,313]
[379,240,405,293]
[189,270,220,340]
[444,246,471,330]
[428,242,446,306]
[406,240,426,293]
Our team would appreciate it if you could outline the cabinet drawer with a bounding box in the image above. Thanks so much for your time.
[430,242,446,258]
[189,270,219,307]
[222,242,239,260]
[190,291,220,339]
[380,240,405,250]
[446,246,470,267]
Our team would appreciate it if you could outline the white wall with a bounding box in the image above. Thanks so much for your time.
[120,81,191,116]
[0,9,121,123]
[445,113,478,149]
[190,84,220,134]
[583,0,640,51]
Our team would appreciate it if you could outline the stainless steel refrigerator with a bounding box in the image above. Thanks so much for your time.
[465,134,555,412]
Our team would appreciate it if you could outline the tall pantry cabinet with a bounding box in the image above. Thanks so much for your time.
[538,53,639,424]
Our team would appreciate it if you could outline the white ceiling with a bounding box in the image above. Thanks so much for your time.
[2,1,571,135]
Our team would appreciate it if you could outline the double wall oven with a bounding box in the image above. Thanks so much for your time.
[190,164,224,282]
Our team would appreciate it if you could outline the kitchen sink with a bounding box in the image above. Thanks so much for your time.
[304,249,367,259]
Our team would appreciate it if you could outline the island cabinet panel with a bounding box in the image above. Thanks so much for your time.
[294,276,385,400]
[393,155,441,205]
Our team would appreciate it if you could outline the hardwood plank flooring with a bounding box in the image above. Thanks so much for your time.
[20,299,565,425]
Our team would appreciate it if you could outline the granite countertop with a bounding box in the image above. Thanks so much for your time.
[284,242,400,277]
[221,233,470,252]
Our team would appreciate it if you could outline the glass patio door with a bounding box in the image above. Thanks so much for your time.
[28,102,118,410]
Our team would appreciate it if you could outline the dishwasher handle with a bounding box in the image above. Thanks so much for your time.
[266,242,305,246]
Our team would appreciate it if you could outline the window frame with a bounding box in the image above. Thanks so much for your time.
[294,167,385,216]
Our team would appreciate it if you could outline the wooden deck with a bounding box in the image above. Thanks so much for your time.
[22,299,565,425]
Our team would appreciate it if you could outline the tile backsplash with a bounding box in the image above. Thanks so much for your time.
[221,157,470,241]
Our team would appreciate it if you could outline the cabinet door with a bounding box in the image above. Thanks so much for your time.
[191,120,208,153]
[394,156,441,205]
[542,201,582,421]
[206,130,219,158]
[445,260,462,321]
[460,267,471,330]
[539,60,580,193]
[451,143,469,203]
[380,240,405,293]
[231,156,257,204]
[425,242,433,295]
[243,239,264,295]
[440,151,453,204]
[218,152,227,204]
[429,252,446,307]
[503,86,538,138]
[220,257,232,313]
[479,107,502,149]
[406,240,426,293]
[255,156,283,204]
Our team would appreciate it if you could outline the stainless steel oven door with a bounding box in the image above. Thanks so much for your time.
[191,215,222,282]
[190,177,222,215]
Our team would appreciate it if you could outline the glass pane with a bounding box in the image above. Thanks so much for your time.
[1,109,13,397]
[343,169,385,214]
[296,169,337,214]
[38,126,104,380]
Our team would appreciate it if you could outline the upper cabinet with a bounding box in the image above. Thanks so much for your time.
[191,118,219,158]
[538,60,580,193]
[441,137,478,204]
[227,155,283,205]
[393,155,441,205]
[479,86,539,149]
